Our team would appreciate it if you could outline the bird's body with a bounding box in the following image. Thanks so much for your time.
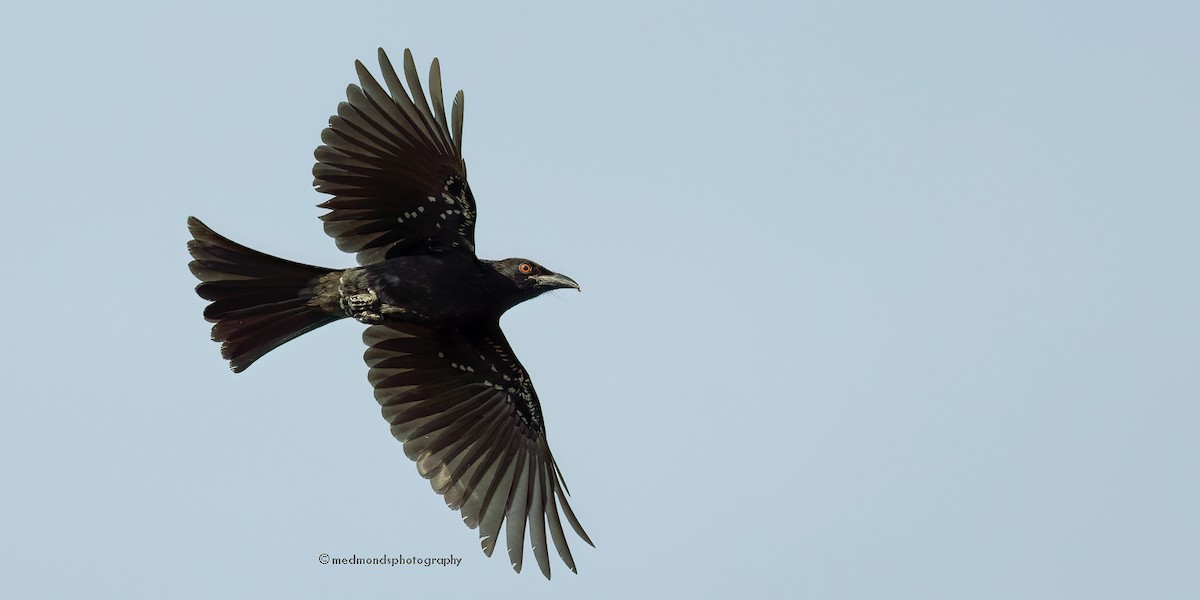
[186,48,590,579]
[309,254,510,325]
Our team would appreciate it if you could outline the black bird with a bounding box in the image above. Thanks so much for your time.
[186,48,591,578]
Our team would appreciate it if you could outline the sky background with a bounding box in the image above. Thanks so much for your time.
[3,1,1198,597]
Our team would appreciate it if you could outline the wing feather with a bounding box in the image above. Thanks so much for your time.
[479,434,522,557]
[528,458,551,578]
[402,49,452,155]
[503,447,531,573]
[429,59,452,145]
[451,91,464,159]
[543,459,577,572]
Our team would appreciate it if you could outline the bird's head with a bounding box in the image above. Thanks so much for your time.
[487,258,580,307]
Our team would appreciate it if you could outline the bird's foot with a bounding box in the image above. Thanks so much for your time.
[340,289,382,323]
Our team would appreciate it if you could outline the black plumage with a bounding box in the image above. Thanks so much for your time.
[186,48,591,578]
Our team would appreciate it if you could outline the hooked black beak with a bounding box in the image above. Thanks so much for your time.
[534,272,580,291]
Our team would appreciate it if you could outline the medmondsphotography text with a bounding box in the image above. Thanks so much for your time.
[318,553,462,568]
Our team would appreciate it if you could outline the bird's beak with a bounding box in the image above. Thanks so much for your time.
[534,272,581,292]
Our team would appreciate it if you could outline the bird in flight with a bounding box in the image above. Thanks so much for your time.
[186,48,591,578]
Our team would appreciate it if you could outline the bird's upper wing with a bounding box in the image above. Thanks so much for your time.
[363,322,592,578]
[314,48,475,265]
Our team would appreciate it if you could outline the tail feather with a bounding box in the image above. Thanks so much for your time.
[187,216,343,372]
[204,294,306,321]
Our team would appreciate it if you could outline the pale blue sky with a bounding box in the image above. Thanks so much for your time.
[3,1,1198,597]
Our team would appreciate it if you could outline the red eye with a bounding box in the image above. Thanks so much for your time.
[518,263,533,274]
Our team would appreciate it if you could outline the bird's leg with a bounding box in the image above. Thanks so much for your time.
[337,271,384,323]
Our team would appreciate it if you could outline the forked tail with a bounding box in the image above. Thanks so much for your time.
[187,216,343,372]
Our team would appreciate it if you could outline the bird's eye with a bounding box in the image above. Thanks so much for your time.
[518,263,533,274]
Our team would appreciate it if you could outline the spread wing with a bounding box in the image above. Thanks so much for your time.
[314,48,475,265]
[363,323,593,578]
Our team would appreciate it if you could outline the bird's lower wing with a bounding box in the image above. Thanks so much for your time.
[363,323,592,578]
